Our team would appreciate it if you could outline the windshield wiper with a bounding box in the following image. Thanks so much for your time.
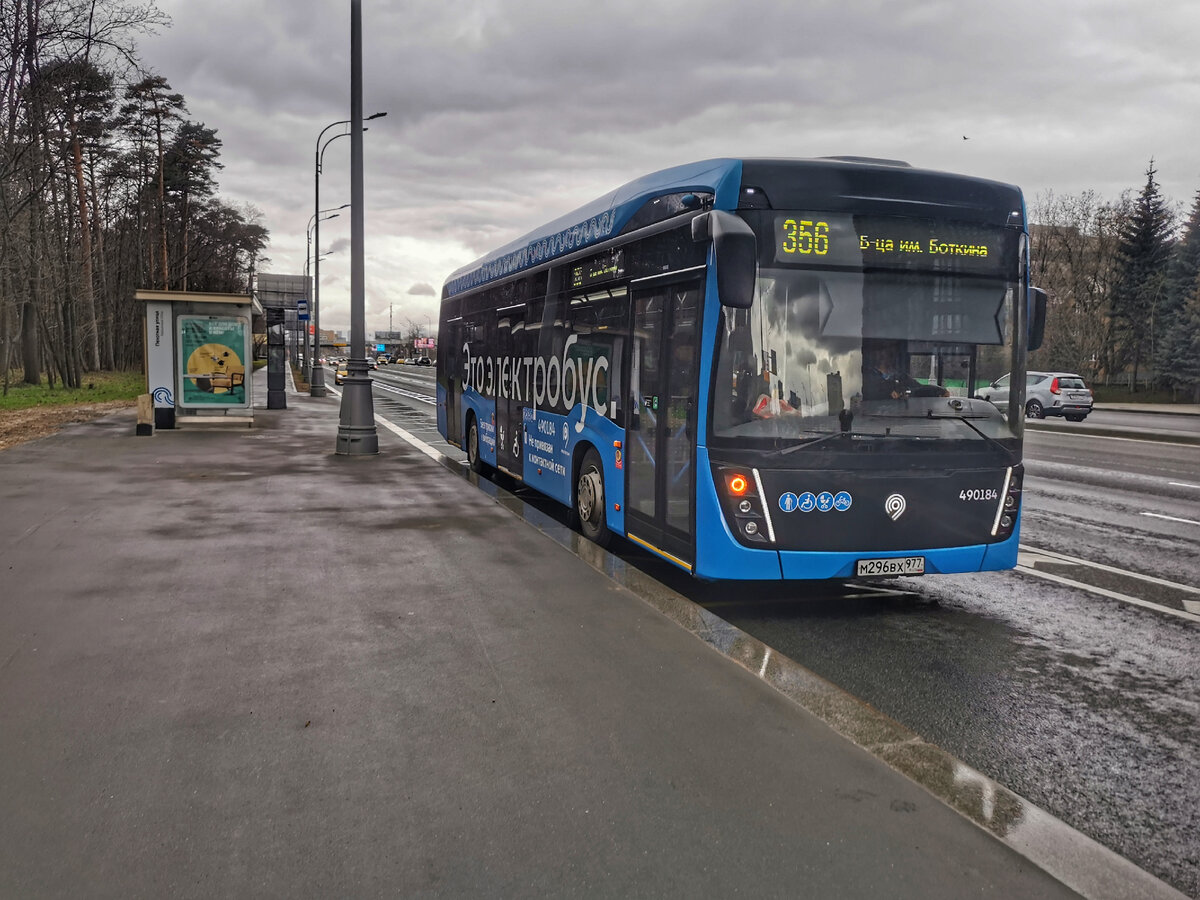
[934,414,1014,456]
[767,429,891,457]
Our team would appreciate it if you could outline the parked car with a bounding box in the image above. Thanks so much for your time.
[979,371,1094,421]
[416,356,432,367]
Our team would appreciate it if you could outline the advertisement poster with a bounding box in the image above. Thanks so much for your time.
[178,316,249,407]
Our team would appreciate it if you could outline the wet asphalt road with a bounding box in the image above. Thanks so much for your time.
[370,368,1199,897]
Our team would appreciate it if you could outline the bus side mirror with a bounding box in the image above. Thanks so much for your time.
[1028,286,1048,351]
[692,210,756,309]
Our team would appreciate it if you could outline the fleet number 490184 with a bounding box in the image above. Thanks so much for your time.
[855,556,926,577]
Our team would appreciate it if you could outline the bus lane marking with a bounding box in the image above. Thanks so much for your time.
[372,380,437,405]
[1140,512,1200,526]
[1016,547,1200,623]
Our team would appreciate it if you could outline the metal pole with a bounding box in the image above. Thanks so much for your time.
[307,206,343,396]
[336,0,377,454]
[313,119,378,399]
[311,123,351,399]
[303,228,312,383]
[310,139,328,396]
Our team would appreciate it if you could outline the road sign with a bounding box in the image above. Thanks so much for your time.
[297,299,309,321]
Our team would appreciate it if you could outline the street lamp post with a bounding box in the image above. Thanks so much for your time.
[312,110,385,398]
[337,0,377,454]
[306,205,346,381]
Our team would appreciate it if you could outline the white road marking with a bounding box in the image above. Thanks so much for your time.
[1017,547,1200,623]
[1019,546,1200,595]
[758,648,771,678]
[1140,512,1200,526]
[1167,482,1200,489]
[1015,563,1200,624]
[375,416,444,462]
[372,381,437,405]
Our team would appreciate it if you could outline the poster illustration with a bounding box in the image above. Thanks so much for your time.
[178,316,249,407]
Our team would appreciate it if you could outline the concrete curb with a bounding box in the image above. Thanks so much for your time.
[1026,421,1200,445]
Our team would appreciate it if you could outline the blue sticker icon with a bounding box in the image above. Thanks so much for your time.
[779,492,799,513]
[816,491,835,512]
[833,491,853,512]
[798,492,817,513]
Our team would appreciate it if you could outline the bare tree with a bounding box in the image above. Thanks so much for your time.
[1029,190,1131,381]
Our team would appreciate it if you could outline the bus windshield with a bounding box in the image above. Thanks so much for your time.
[712,213,1022,452]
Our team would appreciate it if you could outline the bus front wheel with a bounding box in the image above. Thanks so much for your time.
[576,448,611,548]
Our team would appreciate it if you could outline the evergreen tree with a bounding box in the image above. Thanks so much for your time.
[163,121,223,290]
[1110,161,1175,391]
[120,75,187,290]
[1159,190,1200,400]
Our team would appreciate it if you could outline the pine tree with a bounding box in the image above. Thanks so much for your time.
[1110,161,1175,391]
[1159,190,1200,400]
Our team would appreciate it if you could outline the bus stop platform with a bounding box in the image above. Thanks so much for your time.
[0,368,1183,899]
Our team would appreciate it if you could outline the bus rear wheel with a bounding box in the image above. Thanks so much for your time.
[575,448,611,548]
[467,414,490,475]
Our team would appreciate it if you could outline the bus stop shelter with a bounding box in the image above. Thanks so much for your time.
[137,289,260,430]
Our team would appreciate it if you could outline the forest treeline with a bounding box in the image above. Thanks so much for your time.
[2,0,268,392]
[3,1,1198,400]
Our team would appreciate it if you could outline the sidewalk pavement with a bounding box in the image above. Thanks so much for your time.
[0,368,1182,899]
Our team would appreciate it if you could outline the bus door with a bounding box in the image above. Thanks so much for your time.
[625,279,701,568]
[495,315,523,477]
[442,318,461,445]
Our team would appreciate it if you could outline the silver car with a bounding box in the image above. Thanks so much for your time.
[979,371,1094,421]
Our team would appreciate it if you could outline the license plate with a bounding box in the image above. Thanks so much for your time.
[855,556,925,577]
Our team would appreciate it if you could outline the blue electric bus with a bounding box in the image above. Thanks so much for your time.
[437,158,1046,580]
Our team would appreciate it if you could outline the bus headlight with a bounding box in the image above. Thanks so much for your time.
[714,466,776,546]
[990,466,1023,540]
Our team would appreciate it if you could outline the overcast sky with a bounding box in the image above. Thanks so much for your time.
[137,0,1200,338]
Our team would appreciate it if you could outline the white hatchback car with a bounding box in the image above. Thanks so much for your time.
[979,371,1094,421]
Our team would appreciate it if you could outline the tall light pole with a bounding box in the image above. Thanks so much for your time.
[313,110,385,398]
[305,205,346,378]
[337,0,377,453]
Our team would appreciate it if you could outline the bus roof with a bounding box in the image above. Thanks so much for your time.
[444,158,743,297]
[443,157,1023,298]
